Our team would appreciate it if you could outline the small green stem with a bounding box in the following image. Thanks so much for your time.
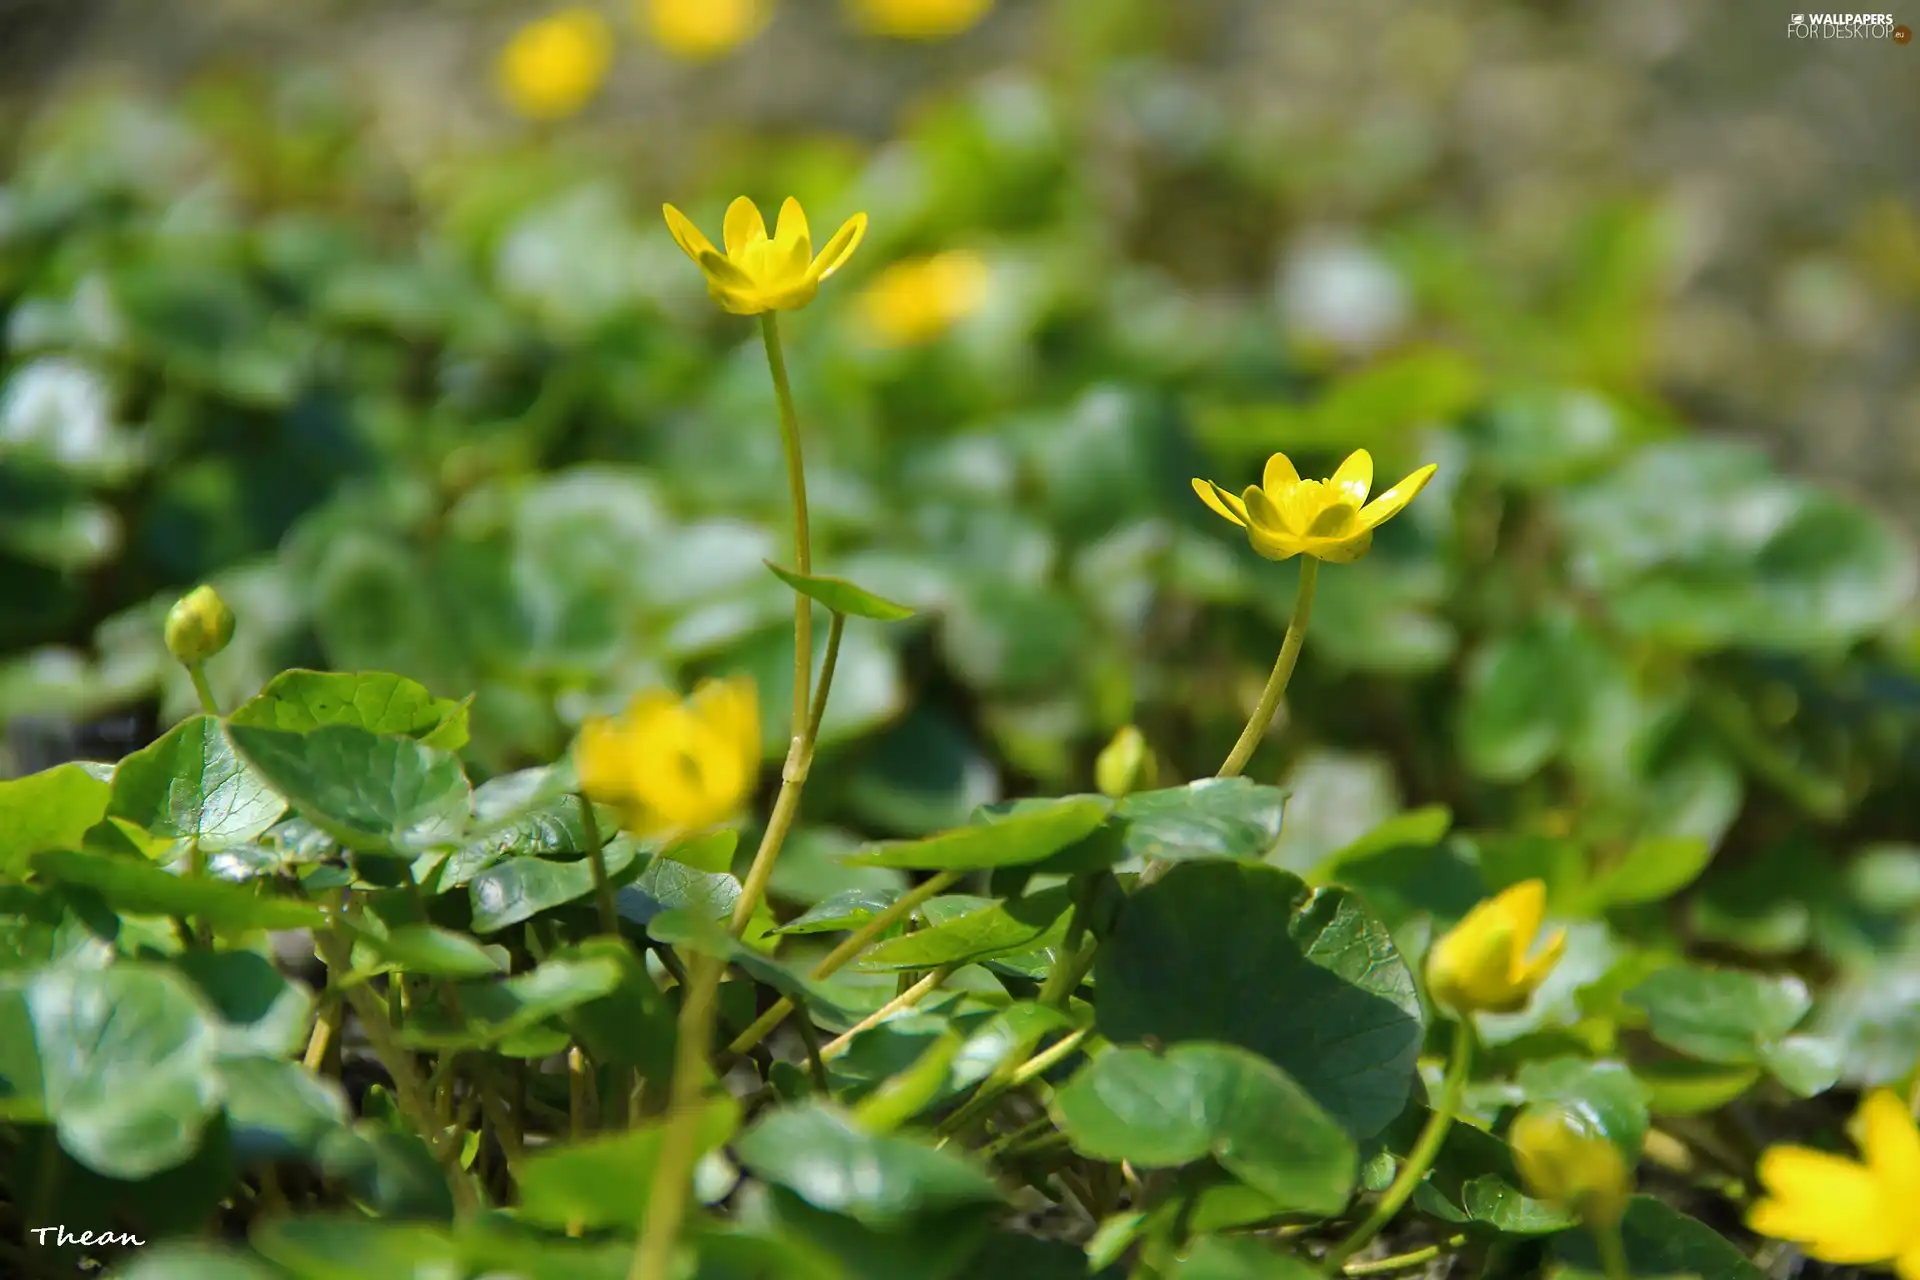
[629,950,725,1280]
[1319,1018,1472,1273]
[187,661,221,716]
[821,964,957,1060]
[1594,1219,1632,1280]
[936,1026,1092,1138]
[726,870,962,1058]
[1340,1236,1466,1276]
[806,611,844,744]
[577,794,620,937]
[760,312,813,732]
[1218,557,1317,779]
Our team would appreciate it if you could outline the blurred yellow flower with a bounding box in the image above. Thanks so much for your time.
[663,197,868,315]
[1749,1090,1920,1275]
[1425,879,1565,1016]
[642,0,769,60]
[575,678,760,835]
[1510,1105,1632,1228]
[1192,449,1436,564]
[849,0,992,39]
[1095,725,1155,799]
[856,251,990,348]
[496,8,614,122]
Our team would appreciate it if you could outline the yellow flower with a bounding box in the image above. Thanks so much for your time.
[1095,725,1155,799]
[856,251,990,348]
[496,9,614,122]
[574,677,761,835]
[847,0,992,39]
[642,0,768,60]
[663,197,868,315]
[1510,1104,1632,1228]
[1193,449,1437,564]
[1425,880,1566,1016]
[1749,1090,1920,1276]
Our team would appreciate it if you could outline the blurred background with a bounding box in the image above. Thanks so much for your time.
[4,0,1920,1051]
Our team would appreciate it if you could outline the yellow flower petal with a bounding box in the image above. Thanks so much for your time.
[1898,1242,1920,1280]
[1857,1090,1920,1201]
[1242,485,1288,535]
[1751,1147,1902,1263]
[1262,452,1301,494]
[1502,878,1547,944]
[1516,926,1567,990]
[663,204,717,264]
[723,196,768,255]
[1358,463,1439,531]
[1328,449,1374,507]
[1304,501,1360,540]
[1191,478,1248,528]
[696,248,757,291]
[810,213,869,282]
[774,197,812,258]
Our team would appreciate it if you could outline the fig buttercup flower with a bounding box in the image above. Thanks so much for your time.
[1095,725,1155,799]
[848,0,992,38]
[1749,1090,1920,1276]
[1192,449,1437,563]
[1426,879,1566,1016]
[663,197,868,315]
[856,251,990,348]
[496,8,614,121]
[575,677,761,835]
[642,0,769,60]
[1510,1104,1632,1229]
[165,585,235,666]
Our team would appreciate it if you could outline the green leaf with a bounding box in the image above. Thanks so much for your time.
[228,669,471,750]
[1167,1235,1320,1279]
[351,922,508,979]
[174,948,314,1057]
[1550,1195,1763,1280]
[1578,836,1714,911]
[517,1095,740,1229]
[26,964,222,1179]
[468,840,641,934]
[1111,779,1287,864]
[218,1057,351,1164]
[735,1101,1002,1227]
[1312,806,1454,883]
[1624,965,1811,1064]
[396,953,625,1052]
[766,561,916,621]
[776,887,902,935]
[31,849,325,933]
[1630,1060,1763,1115]
[113,1246,289,1280]
[250,1216,460,1279]
[312,1126,455,1221]
[844,796,1111,870]
[0,763,110,877]
[107,717,286,851]
[1095,861,1424,1140]
[1051,1042,1357,1215]
[553,937,677,1082]
[856,885,1073,971]
[228,723,470,856]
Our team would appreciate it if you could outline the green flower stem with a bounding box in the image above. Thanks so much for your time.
[936,1026,1093,1139]
[730,611,845,937]
[187,661,221,716]
[313,921,478,1215]
[629,949,725,1280]
[725,870,963,1058]
[576,794,619,937]
[1218,557,1318,779]
[1340,1236,1466,1276]
[1594,1220,1632,1280]
[760,312,813,731]
[821,964,957,1060]
[1319,1017,1472,1274]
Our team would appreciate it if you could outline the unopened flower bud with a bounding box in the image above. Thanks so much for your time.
[164,586,235,666]
[1510,1104,1632,1228]
[1096,725,1154,798]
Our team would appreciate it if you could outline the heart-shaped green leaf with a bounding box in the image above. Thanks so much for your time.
[228,669,470,751]
[1096,861,1424,1140]
[228,724,470,856]
[1051,1042,1357,1214]
[843,796,1110,870]
[735,1101,1001,1227]
[0,763,110,877]
[109,717,286,851]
